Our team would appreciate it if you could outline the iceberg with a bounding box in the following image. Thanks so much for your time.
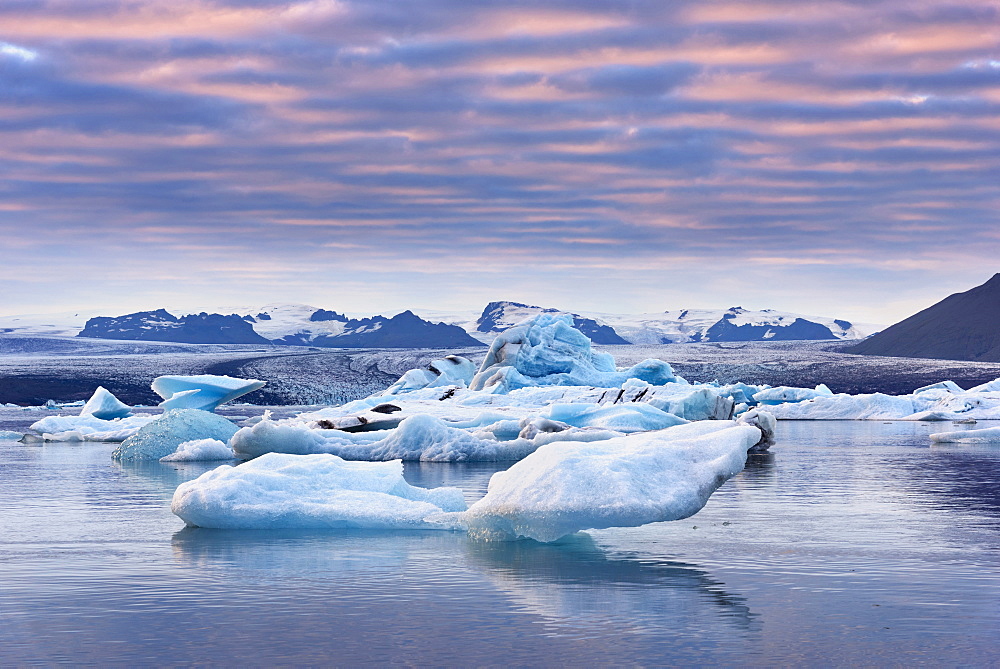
[28,413,159,442]
[171,453,467,529]
[381,355,477,395]
[753,384,833,405]
[80,386,132,420]
[541,402,687,432]
[930,426,1000,443]
[462,422,761,542]
[232,414,544,462]
[160,438,235,462]
[152,374,266,412]
[469,314,677,392]
[112,409,239,461]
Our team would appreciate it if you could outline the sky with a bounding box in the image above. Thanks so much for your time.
[0,0,998,324]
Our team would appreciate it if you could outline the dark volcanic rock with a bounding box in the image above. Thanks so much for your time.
[847,273,1000,362]
[309,309,347,322]
[78,309,270,344]
[312,310,485,348]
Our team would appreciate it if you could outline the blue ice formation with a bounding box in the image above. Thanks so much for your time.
[469,314,677,393]
[80,386,132,420]
[112,409,239,461]
[152,374,266,412]
[171,453,467,529]
[462,421,762,542]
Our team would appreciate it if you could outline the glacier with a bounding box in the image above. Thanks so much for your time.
[171,453,467,530]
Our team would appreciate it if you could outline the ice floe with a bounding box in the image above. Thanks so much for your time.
[462,422,761,542]
[929,426,1000,443]
[153,374,265,412]
[28,413,159,442]
[113,409,239,461]
[171,453,466,529]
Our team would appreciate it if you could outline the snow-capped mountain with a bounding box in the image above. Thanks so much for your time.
[416,302,880,345]
[78,310,269,344]
[71,305,484,349]
[1,301,879,347]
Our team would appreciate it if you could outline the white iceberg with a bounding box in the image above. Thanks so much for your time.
[160,438,235,462]
[171,453,467,529]
[152,374,266,412]
[80,386,132,420]
[542,402,687,432]
[913,380,963,394]
[112,409,239,461]
[28,413,159,442]
[382,355,477,395]
[232,413,545,462]
[930,426,1000,443]
[753,384,833,405]
[462,421,761,542]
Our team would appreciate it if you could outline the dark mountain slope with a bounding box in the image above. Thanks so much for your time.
[847,273,1000,362]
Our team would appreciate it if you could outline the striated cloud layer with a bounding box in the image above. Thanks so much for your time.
[1,1,998,320]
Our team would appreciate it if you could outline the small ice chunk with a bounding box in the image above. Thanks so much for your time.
[171,453,467,529]
[152,374,266,412]
[160,438,234,462]
[80,386,132,420]
[753,384,834,405]
[112,409,239,461]
[0,430,23,440]
[930,426,1000,443]
[462,421,761,542]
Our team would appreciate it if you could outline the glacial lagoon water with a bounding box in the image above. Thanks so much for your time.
[2,410,999,666]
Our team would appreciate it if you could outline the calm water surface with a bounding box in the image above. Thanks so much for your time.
[1,409,999,666]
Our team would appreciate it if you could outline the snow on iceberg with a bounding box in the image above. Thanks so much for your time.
[462,421,762,542]
[930,426,1000,443]
[469,314,677,393]
[160,438,235,462]
[80,386,132,420]
[171,453,467,530]
[112,409,239,461]
[152,374,266,412]
[541,402,687,432]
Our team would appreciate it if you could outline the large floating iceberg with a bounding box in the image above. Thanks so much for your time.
[462,422,761,542]
[113,409,239,461]
[469,314,677,392]
[153,374,266,412]
[172,453,466,530]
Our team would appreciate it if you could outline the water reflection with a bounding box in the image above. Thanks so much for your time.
[466,533,756,638]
